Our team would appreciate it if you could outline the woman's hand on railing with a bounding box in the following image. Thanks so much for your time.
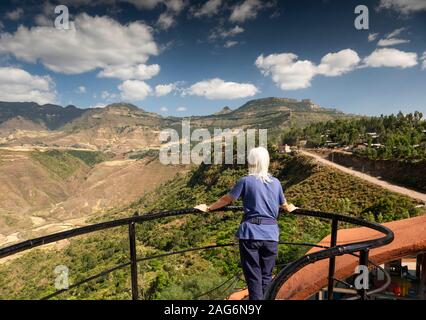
[281,203,298,213]
[195,204,209,212]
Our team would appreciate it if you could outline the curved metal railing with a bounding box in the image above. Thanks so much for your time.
[264,209,394,300]
[0,207,394,300]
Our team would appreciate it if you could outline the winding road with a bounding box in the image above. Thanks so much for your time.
[299,150,426,204]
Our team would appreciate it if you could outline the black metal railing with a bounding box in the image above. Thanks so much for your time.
[264,209,394,300]
[0,207,394,300]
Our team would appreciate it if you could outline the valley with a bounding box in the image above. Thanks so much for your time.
[0,148,188,247]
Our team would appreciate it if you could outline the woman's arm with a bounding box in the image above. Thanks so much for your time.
[195,194,234,213]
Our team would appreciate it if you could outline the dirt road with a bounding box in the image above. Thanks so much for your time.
[300,150,426,204]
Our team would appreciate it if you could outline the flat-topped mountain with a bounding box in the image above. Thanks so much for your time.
[237,97,310,112]
[189,97,349,136]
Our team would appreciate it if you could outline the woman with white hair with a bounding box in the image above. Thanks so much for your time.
[195,147,296,300]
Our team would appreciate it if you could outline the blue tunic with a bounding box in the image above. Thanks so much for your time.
[229,175,285,242]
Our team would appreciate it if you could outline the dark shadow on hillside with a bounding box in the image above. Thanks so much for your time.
[273,155,317,190]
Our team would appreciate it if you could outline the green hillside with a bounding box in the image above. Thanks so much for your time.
[0,150,421,300]
[30,150,110,180]
[30,150,88,180]
[283,111,426,161]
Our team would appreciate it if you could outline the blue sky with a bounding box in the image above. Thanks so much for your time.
[0,0,425,116]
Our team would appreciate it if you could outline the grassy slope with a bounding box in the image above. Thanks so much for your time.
[30,150,88,180]
[0,152,422,300]
[30,150,110,179]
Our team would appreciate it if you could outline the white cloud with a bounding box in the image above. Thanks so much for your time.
[378,38,410,46]
[0,13,158,75]
[90,103,107,109]
[98,64,160,80]
[160,106,168,112]
[185,78,258,100]
[32,2,55,27]
[379,0,426,13]
[123,0,164,9]
[317,49,361,76]
[155,83,176,96]
[156,0,187,30]
[364,48,418,68]
[164,0,186,12]
[421,52,426,70]
[76,86,86,94]
[224,40,238,48]
[377,28,410,47]
[256,48,420,90]
[368,33,379,42]
[34,14,52,27]
[101,90,119,100]
[230,0,263,23]
[119,80,152,101]
[208,25,244,44]
[217,25,244,38]
[6,8,24,21]
[0,67,56,104]
[192,0,222,18]
[176,106,187,112]
[256,49,360,90]
[255,53,317,90]
[157,12,176,30]
[386,27,406,38]
[59,0,175,10]
[118,80,176,101]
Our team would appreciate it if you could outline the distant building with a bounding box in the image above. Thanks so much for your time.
[301,99,321,110]
[298,140,307,147]
[366,132,380,139]
[325,141,340,148]
[354,143,367,151]
[278,144,292,154]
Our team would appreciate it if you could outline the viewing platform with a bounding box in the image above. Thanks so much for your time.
[229,214,426,300]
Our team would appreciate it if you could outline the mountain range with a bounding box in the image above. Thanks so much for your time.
[0,97,349,154]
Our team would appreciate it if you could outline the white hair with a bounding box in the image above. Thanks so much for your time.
[248,147,272,183]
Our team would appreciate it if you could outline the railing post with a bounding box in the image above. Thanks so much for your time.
[357,249,369,300]
[129,214,139,300]
[327,218,338,300]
